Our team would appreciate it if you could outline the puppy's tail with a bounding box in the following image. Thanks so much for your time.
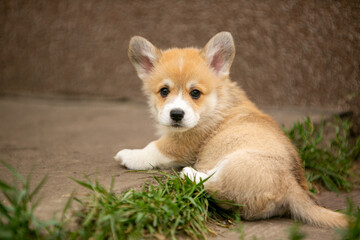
[288,186,348,228]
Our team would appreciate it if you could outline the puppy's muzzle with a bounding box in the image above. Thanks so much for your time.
[170,109,185,122]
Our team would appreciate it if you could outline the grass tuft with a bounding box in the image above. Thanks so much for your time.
[69,170,239,240]
[0,164,239,240]
[0,161,50,239]
[288,223,306,240]
[283,117,360,192]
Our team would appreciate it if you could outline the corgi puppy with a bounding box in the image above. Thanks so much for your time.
[114,32,347,228]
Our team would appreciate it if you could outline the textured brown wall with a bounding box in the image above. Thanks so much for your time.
[1,0,359,108]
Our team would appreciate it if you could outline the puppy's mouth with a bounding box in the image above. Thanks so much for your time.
[169,122,190,132]
[171,123,183,128]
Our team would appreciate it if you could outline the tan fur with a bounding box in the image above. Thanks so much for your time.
[119,32,348,228]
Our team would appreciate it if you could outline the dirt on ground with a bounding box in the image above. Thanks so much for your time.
[0,96,359,240]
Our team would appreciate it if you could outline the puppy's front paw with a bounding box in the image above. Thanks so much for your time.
[114,149,134,169]
[114,149,153,170]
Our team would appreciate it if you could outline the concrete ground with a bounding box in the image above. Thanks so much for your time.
[0,96,359,240]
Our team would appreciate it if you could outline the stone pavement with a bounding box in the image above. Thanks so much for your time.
[0,96,358,240]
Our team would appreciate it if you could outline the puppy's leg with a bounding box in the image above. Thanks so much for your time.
[114,141,180,170]
[180,167,209,184]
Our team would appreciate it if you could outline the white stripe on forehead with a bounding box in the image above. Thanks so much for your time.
[179,57,183,73]
[162,78,174,88]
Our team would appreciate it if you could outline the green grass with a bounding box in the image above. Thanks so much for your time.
[0,161,72,240]
[68,171,238,240]
[0,164,238,240]
[0,161,52,239]
[288,223,306,240]
[283,117,360,192]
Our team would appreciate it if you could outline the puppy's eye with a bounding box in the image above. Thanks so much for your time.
[160,87,170,98]
[190,89,201,99]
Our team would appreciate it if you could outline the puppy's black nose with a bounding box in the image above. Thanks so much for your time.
[170,109,185,122]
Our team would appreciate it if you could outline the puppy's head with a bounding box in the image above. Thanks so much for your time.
[128,32,235,132]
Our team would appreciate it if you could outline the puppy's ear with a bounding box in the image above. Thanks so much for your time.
[128,36,161,80]
[201,32,235,78]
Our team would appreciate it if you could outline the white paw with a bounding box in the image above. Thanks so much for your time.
[180,167,196,180]
[114,149,152,170]
[114,149,132,168]
[180,167,208,184]
[114,149,132,164]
